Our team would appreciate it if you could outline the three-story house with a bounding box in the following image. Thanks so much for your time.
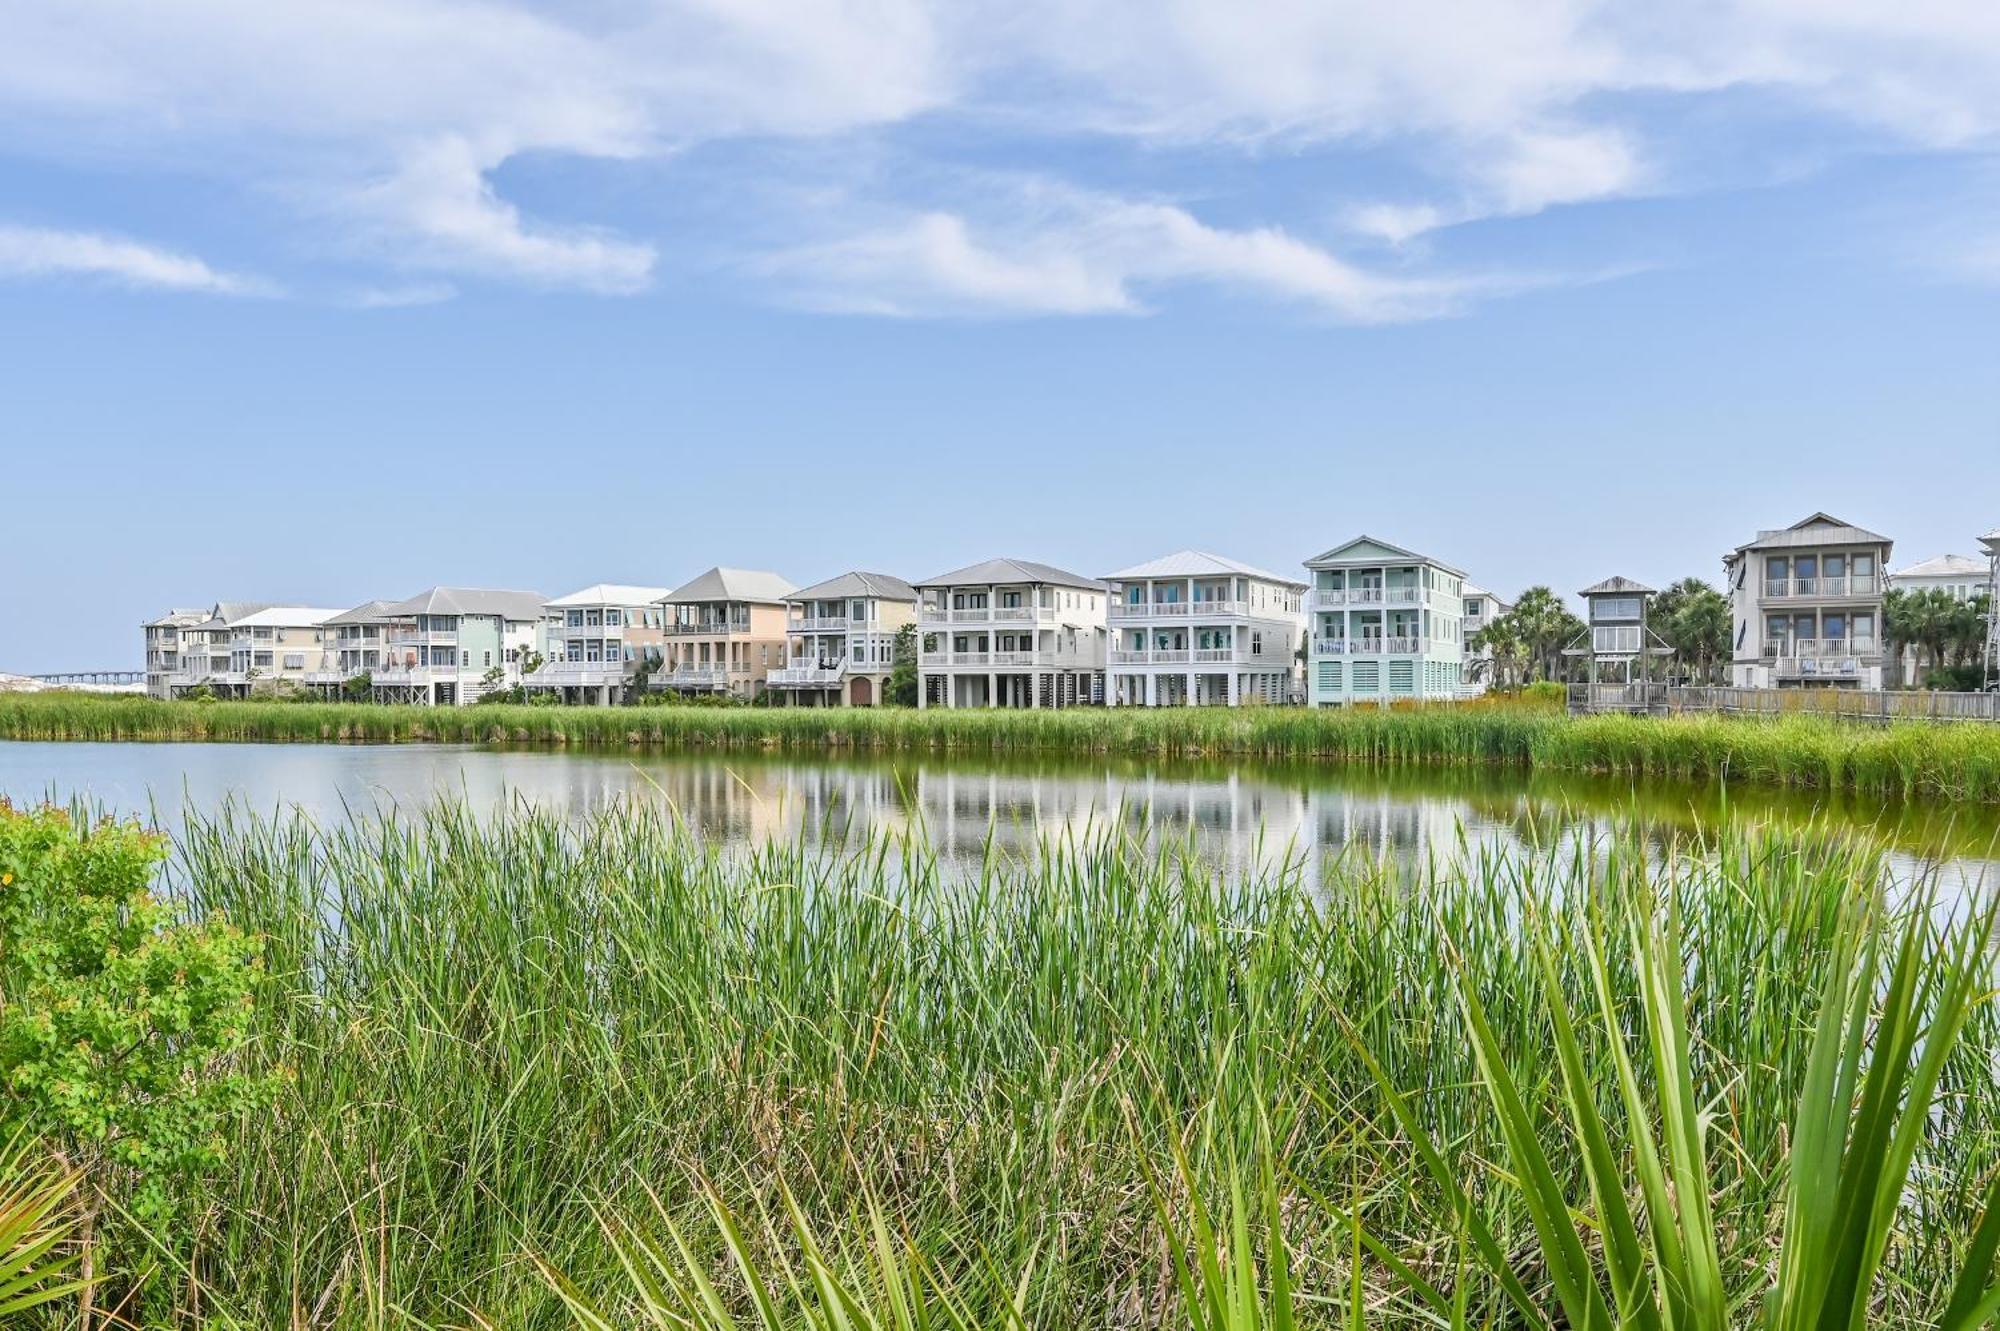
[768,572,919,706]
[528,584,672,704]
[654,568,796,700]
[1304,537,1468,706]
[1724,513,1890,689]
[915,558,1107,708]
[1102,551,1303,706]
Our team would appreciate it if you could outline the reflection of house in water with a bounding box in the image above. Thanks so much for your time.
[1302,786,1481,882]
[906,766,1312,873]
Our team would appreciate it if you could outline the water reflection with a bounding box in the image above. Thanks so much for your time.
[0,740,1994,892]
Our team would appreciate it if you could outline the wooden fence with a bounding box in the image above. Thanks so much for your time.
[1568,683,2000,723]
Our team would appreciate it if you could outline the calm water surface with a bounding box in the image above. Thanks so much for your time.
[2,740,1995,889]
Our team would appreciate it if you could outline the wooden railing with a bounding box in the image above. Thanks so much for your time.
[1570,684,1999,722]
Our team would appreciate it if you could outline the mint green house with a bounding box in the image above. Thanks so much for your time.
[1304,536,1468,706]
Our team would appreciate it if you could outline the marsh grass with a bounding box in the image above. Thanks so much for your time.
[0,792,1955,1328]
[8,691,2000,802]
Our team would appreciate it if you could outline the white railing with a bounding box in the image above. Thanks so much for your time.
[768,665,844,686]
[793,616,850,633]
[1765,638,1878,660]
[668,621,751,636]
[658,666,731,687]
[1764,576,1881,600]
[1309,588,1392,609]
[1313,637,1426,655]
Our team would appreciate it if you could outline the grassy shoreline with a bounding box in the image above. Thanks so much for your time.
[7,690,2000,801]
[9,797,1994,1328]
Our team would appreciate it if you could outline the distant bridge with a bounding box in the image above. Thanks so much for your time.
[25,671,148,689]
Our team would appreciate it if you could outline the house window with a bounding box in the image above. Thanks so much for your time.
[1251,631,1263,654]
[460,650,470,667]
[283,654,303,670]
[483,651,492,666]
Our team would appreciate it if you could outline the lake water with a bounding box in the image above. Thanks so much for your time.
[3,739,1996,891]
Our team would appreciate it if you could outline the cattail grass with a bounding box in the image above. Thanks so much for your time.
[9,793,1967,1327]
[9,691,2000,802]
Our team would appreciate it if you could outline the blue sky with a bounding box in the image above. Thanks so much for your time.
[2,1,1998,671]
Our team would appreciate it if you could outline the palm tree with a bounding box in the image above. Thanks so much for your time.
[1653,577,1731,684]
[1507,586,1587,683]
[1469,618,1523,688]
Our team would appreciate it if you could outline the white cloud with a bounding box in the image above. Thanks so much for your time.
[346,137,656,293]
[2,1,2000,304]
[0,224,269,294]
[768,188,1505,320]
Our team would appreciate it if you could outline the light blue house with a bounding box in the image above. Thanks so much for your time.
[1304,536,1468,706]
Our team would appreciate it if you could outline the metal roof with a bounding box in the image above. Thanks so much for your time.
[383,587,548,620]
[546,583,674,608]
[1102,549,1307,589]
[1888,554,1988,581]
[915,557,1107,591]
[230,606,344,628]
[1302,535,1466,578]
[660,568,796,605]
[143,608,209,628]
[1462,582,1511,606]
[1731,512,1893,555]
[325,599,402,625]
[786,571,918,603]
[1579,575,1655,597]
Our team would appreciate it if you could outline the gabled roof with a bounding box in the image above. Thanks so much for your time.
[1103,549,1307,589]
[660,568,796,605]
[384,587,548,620]
[143,608,209,628]
[230,606,344,628]
[1462,582,1510,607]
[1981,528,2000,551]
[1303,535,1465,578]
[1888,554,1987,581]
[1579,575,1655,597]
[546,583,673,608]
[326,599,401,626]
[915,557,1107,591]
[786,571,918,604]
[1732,513,1892,554]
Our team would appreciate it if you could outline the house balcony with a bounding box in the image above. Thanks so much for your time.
[1761,638,1879,660]
[791,615,850,633]
[527,661,629,688]
[1761,576,1881,600]
[667,620,753,637]
[921,650,1094,669]
[651,665,737,689]
[1109,600,1259,620]
[1312,637,1426,655]
[1308,588,1424,610]
[919,606,1058,627]
[768,661,846,687]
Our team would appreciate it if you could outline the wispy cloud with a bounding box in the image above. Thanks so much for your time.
[766,185,1520,320]
[345,281,458,309]
[0,224,272,294]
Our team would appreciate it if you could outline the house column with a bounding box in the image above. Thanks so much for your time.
[1146,672,1158,707]
[1227,672,1239,706]
[988,672,998,710]
[1186,671,1197,706]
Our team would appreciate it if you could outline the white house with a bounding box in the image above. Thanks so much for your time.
[1884,552,1994,686]
[528,584,673,705]
[915,558,1107,709]
[1304,537,1468,706]
[160,604,340,697]
[1460,582,1512,693]
[1724,512,1891,689]
[1101,550,1303,706]
[143,608,211,699]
